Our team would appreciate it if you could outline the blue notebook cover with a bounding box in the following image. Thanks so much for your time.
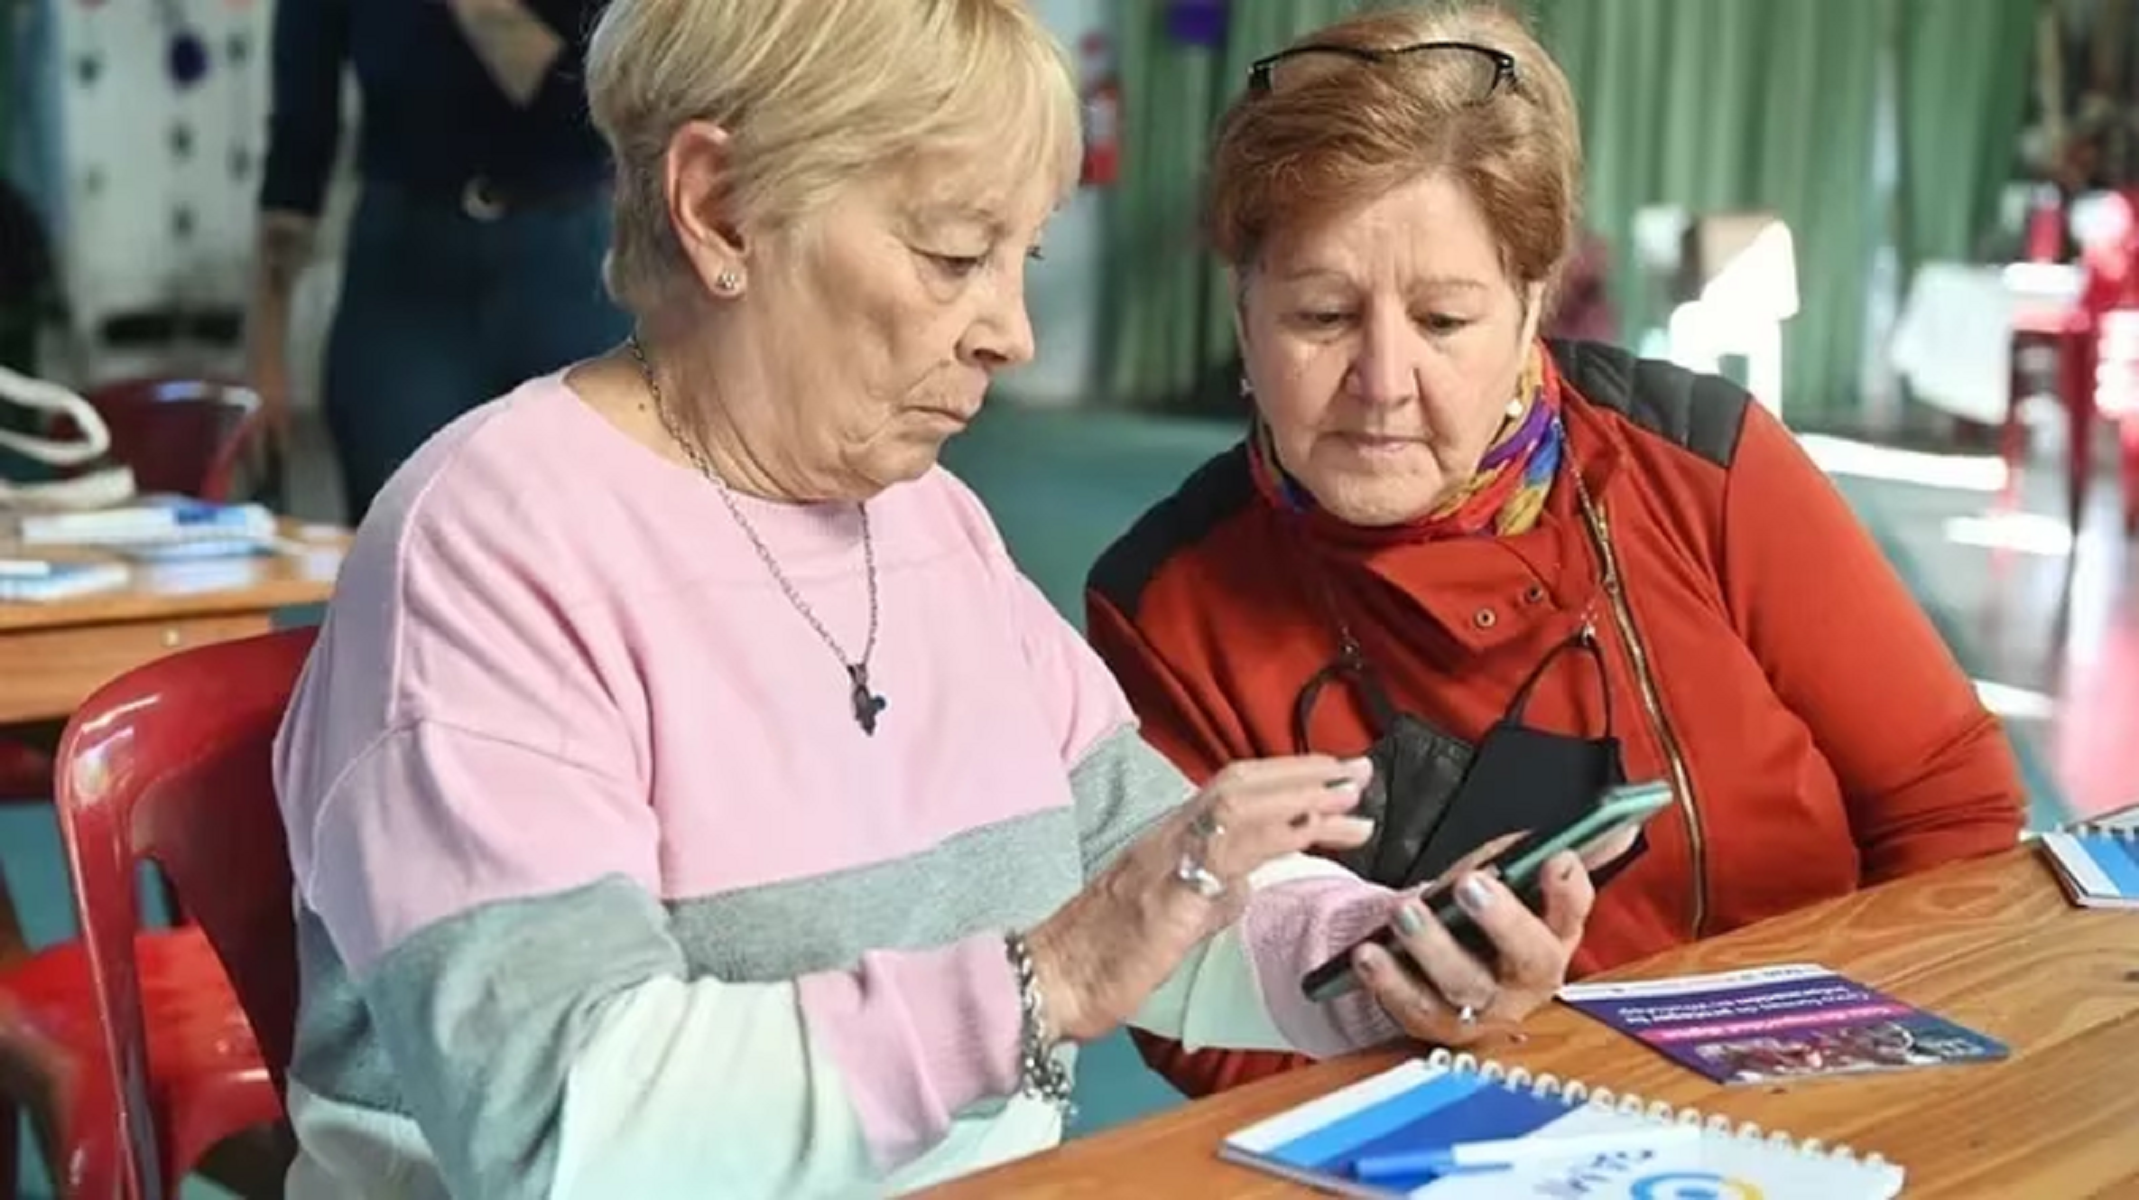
[2040,826,2139,908]
[1219,1051,1903,1198]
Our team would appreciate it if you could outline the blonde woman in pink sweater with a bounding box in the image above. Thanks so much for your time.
[270,3,1608,1196]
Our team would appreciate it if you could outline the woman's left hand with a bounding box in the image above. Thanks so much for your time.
[1352,848,1594,1048]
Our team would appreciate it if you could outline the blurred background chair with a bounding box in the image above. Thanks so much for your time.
[67,378,273,505]
[2003,187,2139,537]
[0,376,279,809]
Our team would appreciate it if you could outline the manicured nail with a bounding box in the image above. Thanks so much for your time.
[1328,816,1376,839]
[1325,758,1372,788]
[1457,875,1493,913]
[1393,901,1427,937]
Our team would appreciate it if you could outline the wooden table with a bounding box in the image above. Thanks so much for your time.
[0,521,344,724]
[930,849,2139,1198]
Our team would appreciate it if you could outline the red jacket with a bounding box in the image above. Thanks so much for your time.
[1085,342,2025,1098]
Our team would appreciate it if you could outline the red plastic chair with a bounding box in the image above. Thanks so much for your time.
[2085,309,2139,535]
[2023,188,2068,264]
[77,378,269,503]
[2005,189,2139,536]
[0,738,54,802]
[0,379,274,811]
[0,627,315,1199]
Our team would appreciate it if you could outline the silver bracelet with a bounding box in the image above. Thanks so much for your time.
[1002,931,1076,1118]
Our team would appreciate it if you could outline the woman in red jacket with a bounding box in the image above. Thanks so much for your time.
[1085,2,2025,1098]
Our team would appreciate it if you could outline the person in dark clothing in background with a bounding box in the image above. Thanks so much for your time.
[249,0,627,521]
[0,180,54,377]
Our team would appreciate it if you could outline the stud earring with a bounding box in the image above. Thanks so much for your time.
[1505,395,1525,419]
[1238,375,1254,399]
[715,269,742,294]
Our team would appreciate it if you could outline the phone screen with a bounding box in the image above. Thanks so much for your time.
[1487,780,1673,892]
[1298,780,1674,1004]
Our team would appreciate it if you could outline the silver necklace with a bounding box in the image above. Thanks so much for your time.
[629,334,888,735]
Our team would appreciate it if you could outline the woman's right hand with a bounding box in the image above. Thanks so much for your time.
[1025,754,1377,1044]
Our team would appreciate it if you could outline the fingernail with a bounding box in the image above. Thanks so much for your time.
[1328,816,1376,839]
[1556,854,1581,883]
[1457,874,1493,913]
[1393,901,1426,936]
[1325,758,1372,788]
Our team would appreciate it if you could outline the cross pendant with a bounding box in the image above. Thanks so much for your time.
[848,663,888,736]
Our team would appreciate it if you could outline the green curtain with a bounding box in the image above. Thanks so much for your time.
[1101,1,2033,422]
[1103,1,1406,410]
[1890,0,2037,275]
[1099,6,1219,410]
[1530,0,1888,422]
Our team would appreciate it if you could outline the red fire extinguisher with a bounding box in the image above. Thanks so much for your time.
[1080,33,1121,189]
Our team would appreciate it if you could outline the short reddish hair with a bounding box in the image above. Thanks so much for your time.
[1207,3,1583,306]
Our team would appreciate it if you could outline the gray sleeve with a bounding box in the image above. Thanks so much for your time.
[1069,724,1196,878]
[357,876,690,1196]
[355,875,907,1199]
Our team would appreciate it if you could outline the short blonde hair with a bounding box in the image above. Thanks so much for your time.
[586,0,1082,317]
[1208,3,1583,307]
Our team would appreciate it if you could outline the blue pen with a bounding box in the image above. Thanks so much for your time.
[1353,1125,1698,1181]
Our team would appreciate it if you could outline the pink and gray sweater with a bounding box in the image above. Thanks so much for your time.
[273,377,1400,1198]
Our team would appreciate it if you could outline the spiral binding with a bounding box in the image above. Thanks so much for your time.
[1422,1047,1889,1168]
[2072,821,2139,841]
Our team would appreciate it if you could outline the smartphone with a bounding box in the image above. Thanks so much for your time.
[1299,780,1674,1004]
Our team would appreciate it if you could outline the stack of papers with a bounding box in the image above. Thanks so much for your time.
[0,557,130,603]
[15,498,277,560]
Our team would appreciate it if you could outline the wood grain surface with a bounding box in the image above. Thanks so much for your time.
[0,521,343,721]
[925,849,2139,1198]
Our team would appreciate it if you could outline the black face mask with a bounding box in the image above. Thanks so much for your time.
[1293,624,1625,889]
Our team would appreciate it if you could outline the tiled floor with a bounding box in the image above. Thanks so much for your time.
[4,400,2132,1193]
[1811,433,2138,822]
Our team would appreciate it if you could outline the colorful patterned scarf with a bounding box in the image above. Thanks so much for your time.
[1254,345,1563,539]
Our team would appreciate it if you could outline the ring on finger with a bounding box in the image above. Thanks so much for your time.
[1454,986,1498,1029]
[1174,850,1227,899]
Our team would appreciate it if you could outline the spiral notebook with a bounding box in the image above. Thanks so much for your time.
[2039,821,2139,909]
[1219,1051,1903,1198]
